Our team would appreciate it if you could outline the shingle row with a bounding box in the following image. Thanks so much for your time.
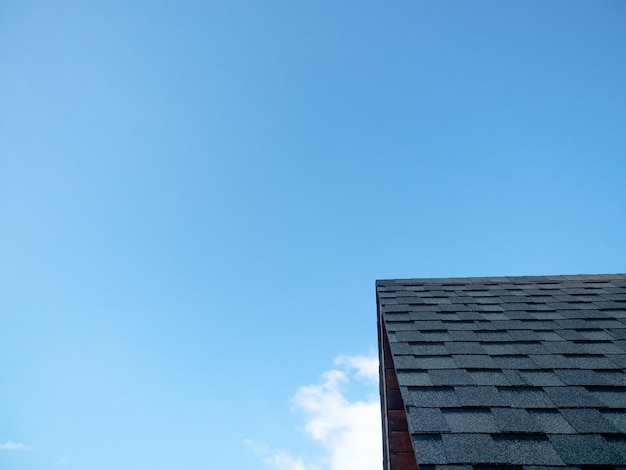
[410,432,626,466]
[397,367,626,387]
[406,404,625,434]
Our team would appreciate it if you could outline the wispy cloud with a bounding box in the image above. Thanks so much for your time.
[0,440,32,451]
[247,354,382,470]
[333,355,379,384]
[244,440,319,470]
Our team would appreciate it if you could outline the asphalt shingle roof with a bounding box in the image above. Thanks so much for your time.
[377,274,626,469]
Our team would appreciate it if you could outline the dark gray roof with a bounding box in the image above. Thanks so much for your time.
[377,274,626,469]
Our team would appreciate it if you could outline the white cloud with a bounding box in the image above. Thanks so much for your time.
[0,440,32,451]
[244,439,318,470]
[247,354,382,470]
[333,355,379,384]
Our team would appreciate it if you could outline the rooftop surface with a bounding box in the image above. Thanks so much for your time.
[376,274,626,469]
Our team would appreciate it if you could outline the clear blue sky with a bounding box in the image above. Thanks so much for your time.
[1,1,625,469]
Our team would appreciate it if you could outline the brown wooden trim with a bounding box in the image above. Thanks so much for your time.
[379,304,419,470]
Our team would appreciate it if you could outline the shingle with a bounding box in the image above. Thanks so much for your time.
[519,370,565,386]
[443,409,498,433]
[555,319,598,329]
[406,407,451,433]
[411,435,447,465]
[497,387,554,408]
[411,312,449,321]
[410,343,448,355]
[513,342,550,354]
[562,287,602,295]
[532,311,565,320]
[534,331,563,341]
[414,356,457,369]
[384,304,412,313]
[429,369,475,386]
[474,331,515,342]
[528,354,571,369]
[583,341,626,354]
[420,331,453,342]
[559,310,599,319]
[603,293,626,301]
[443,341,486,355]
[472,320,497,331]
[452,355,498,369]
[405,386,460,408]
[549,434,624,465]
[393,355,421,370]
[479,313,508,320]
[596,370,626,386]
[546,302,576,311]
[525,296,557,304]
[424,298,452,305]
[384,310,410,320]
[440,320,476,331]
[474,304,505,312]
[529,410,576,434]
[389,342,414,354]
[388,331,432,342]
[393,331,419,342]
[505,311,539,321]
[605,436,626,464]
[586,319,625,329]
[448,330,480,341]
[437,304,471,312]
[441,434,499,464]
[516,320,559,330]
[579,329,615,340]
[541,341,588,354]
[455,312,484,321]
[543,386,603,407]
[566,302,599,310]
[467,290,495,297]
[499,295,527,303]
[414,320,446,330]
[493,435,564,465]
[564,354,618,369]
[609,354,626,367]
[454,386,505,407]
[468,370,511,386]
[482,343,518,355]
[399,295,427,304]
[559,408,622,433]
[501,369,527,386]
[508,330,541,341]
[492,355,538,369]
[601,411,626,433]
[503,303,535,311]
[491,408,542,433]
[397,371,432,386]
[556,329,586,340]
[387,321,418,331]
[594,300,626,310]
[553,369,611,386]
[589,388,626,408]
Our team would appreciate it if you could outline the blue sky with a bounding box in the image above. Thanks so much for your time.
[1,1,625,469]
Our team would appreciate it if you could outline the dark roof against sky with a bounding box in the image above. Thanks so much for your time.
[377,274,626,469]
